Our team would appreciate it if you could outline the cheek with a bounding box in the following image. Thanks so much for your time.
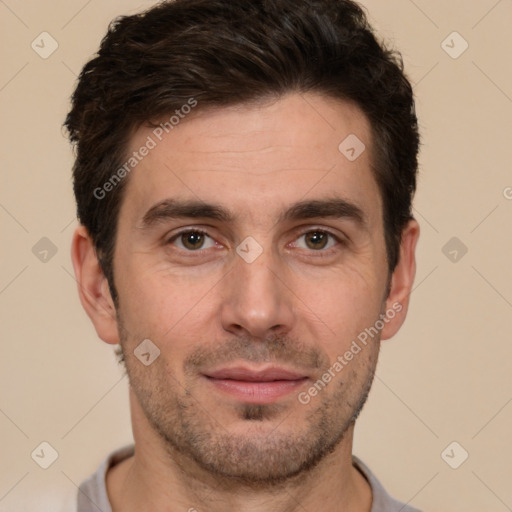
[116,260,220,355]
[292,263,384,354]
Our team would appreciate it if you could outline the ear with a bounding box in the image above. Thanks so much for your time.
[70,225,120,345]
[380,219,420,341]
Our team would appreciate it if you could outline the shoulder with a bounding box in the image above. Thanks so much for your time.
[352,455,425,512]
[77,444,135,512]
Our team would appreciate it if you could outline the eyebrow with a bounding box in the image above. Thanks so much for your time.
[139,197,366,230]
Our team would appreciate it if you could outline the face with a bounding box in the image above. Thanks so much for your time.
[83,92,416,485]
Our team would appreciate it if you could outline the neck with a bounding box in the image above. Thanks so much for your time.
[107,391,372,512]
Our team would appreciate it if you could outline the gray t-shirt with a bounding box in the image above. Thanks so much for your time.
[77,444,423,512]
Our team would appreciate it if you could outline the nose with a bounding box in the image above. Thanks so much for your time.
[220,244,295,340]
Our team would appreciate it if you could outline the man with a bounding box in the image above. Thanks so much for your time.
[65,0,422,510]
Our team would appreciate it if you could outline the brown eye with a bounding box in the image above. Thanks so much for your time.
[168,230,216,251]
[181,231,205,250]
[292,229,342,255]
[304,231,329,250]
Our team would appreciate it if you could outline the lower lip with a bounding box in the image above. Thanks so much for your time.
[205,377,308,404]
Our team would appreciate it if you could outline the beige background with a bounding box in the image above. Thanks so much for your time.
[1,1,511,511]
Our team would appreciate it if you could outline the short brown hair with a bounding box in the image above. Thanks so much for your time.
[64,0,419,305]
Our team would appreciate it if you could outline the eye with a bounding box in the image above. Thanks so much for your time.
[165,228,343,255]
[293,230,341,252]
[167,229,217,251]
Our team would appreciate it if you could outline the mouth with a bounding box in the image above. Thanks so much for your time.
[202,366,310,404]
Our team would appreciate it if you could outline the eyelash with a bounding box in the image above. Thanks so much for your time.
[165,227,345,257]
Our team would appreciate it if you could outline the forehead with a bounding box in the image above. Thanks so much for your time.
[117,92,381,228]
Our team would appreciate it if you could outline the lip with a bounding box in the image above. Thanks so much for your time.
[203,365,309,404]
[205,366,307,381]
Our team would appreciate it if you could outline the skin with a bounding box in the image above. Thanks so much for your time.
[71,92,419,512]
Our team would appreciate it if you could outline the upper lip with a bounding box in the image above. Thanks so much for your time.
[204,366,308,382]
